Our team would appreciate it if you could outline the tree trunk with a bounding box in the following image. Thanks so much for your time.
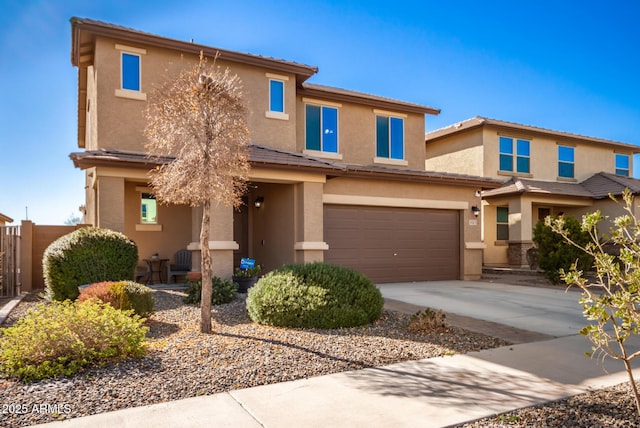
[623,358,640,415]
[200,199,212,333]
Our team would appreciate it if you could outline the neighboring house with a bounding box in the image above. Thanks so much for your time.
[68,17,501,283]
[0,213,13,227]
[425,117,640,267]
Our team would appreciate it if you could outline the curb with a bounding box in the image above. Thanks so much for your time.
[0,292,28,326]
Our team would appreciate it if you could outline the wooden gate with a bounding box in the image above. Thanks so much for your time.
[0,226,20,297]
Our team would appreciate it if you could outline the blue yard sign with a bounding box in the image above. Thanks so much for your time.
[240,258,255,270]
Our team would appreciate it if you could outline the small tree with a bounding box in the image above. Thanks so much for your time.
[533,216,593,283]
[549,189,640,414]
[144,53,250,333]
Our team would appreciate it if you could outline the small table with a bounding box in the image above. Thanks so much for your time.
[144,258,169,284]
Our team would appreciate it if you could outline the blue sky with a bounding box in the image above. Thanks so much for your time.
[1,0,639,225]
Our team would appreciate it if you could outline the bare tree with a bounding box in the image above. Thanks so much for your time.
[144,53,250,333]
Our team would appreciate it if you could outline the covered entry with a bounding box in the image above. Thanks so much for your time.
[324,205,460,283]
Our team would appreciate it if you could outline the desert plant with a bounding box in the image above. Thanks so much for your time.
[0,299,148,381]
[78,281,154,317]
[408,308,448,333]
[183,277,237,305]
[549,189,640,415]
[233,265,261,278]
[42,227,138,301]
[533,216,593,283]
[246,262,383,329]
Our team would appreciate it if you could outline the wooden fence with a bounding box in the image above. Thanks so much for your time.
[0,226,20,297]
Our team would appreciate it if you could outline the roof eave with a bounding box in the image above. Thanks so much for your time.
[299,85,440,116]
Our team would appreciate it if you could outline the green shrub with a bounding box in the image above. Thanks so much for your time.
[43,227,138,301]
[78,281,154,317]
[0,299,148,381]
[183,277,238,305]
[533,216,593,283]
[246,262,383,329]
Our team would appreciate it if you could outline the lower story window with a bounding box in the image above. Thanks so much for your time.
[496,206,509,240]
[141,193,157,224]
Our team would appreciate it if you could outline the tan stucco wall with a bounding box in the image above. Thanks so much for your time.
[92,38,298,154]
[296,97,426,169]
[427,125,635,182]
[85,65,98,150]
[123,181,192,269]
[425,128,485,176]
[483,126,635,181]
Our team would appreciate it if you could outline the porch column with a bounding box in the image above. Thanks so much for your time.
[187,202,237,279]
[508,197,534,267]
[97,176,125,233]
[294,181,328,263]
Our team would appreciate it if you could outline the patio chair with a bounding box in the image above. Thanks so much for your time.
[167,249,192,283]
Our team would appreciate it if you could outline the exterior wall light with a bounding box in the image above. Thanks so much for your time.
[471,205,480,217]
[254,196,264,209]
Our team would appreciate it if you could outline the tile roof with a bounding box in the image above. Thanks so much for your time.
[300,83,440,116]
[71,17,319,79]
[483,173,640,200]
[426,116,640,152]
[69,144,501,188]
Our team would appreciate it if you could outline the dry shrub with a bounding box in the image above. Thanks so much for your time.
[408,308,448,333]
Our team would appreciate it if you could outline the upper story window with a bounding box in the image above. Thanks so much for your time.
[615,153,630,176]
[115,44,147,101]
[305,104,338,153]
[376,115,404,160]
[558,145,575,178]
[122,53,141,91]
[265,73,289,120]
[269,79,284,113]
[499,136,530,174]
[496,206,509,241]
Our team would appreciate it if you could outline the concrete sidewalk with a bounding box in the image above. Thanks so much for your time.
[29,281,640,427]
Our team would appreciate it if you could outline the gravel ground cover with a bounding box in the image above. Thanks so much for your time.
[0,290,508,427]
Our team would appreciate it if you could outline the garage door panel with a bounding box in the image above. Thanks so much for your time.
[324,205,460,283]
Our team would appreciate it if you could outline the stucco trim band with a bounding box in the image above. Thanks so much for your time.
[465,242,487,250]
[187,241,240,251]
[294,241,329,251]
[323,194,469,210]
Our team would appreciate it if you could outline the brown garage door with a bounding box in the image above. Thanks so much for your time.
[324,205,460,283]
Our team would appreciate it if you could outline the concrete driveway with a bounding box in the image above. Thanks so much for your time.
[378,280,586,337]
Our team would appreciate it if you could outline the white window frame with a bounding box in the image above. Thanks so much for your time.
[265,73,289,120]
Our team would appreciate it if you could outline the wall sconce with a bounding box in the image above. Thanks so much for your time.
[471,205,480,217]
[254,196,264,209]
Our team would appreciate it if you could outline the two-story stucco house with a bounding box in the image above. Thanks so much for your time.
[68,18,501,283]
[425,116,640,267]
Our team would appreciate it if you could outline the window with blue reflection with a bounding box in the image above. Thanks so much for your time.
[122,53,140,91]
[376,116,404,160]
[269,79,284,113]
[516,139,530,173]
[558,146,574,178]
[615,154,630,176]
[305,104,338,153]
[499,137,513,171]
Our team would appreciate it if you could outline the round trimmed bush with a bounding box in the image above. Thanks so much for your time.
[183,277,238,305]
[43,227,138,301]
[246,262,383,329]
[78,281,154,317]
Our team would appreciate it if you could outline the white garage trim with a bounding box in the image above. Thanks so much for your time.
[323,194,469,210]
